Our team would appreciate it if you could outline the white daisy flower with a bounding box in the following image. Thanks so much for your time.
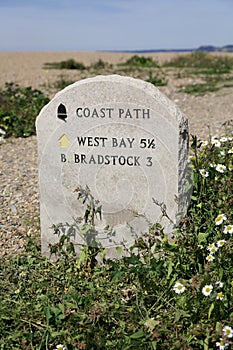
[202,285,213,296]
[0,128,6,135]
[220,150,225,156]
[215,214,227,225]
[216,292,224,300]
[215,281,224,288]
[211,139,221,147]
[208,246,218,254]
[228,147,233,154]
[55,345,66,350]
[216,164,226,173]
[199,169,209,177]
[216,338,229,350]
[200,140,208,147]
[206,254,215,262]
[173,282,186,294]
[19,271,27,278]
[223,326,233,338]
[223,224,233,234]
[217,240,226,247]
[188,155,195,162]
[220,136,228,142]
[207,243,216,250]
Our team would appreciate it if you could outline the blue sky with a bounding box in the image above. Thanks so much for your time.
[0,0,232,51]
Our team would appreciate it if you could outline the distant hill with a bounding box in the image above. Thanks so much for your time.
[197,45,233,52]
[116,45,233,53]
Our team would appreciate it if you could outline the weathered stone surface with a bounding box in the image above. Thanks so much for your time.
[36,75,189,257]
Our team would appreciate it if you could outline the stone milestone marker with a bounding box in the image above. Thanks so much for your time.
[36,75,189,257]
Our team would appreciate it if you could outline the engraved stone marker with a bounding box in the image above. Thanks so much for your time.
[36,75,189,257]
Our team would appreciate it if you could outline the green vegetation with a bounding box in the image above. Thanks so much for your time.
[165,51,233,95]
[0,83,49,137]
[118,55,159,68]
[43,52,233,96]
[181,78,221,95]
[181,76,233,96]
[44,59,86,70]
[90,59,112,70]
[146,70,167,86]
[1,53,232,348]
[1,52,233,140]
[44,58,112,72]
[1,132,233,349]
[52,75,76,91]
[164,51,233,72]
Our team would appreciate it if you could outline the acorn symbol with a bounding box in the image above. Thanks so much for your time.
[57,103,67,122]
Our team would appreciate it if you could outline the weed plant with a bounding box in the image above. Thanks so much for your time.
[117,56,167,87]
[118,55,159,68]
[0,83,49,137]
[164,51,233,72]
[181,76,233,96]
[146,70,167,86]
[90,59,112,70]
[164,51,233,95]
[181,79,220,95]
[42,53,233,97]
[44,59,112,72]
[44,59,86,70]
[0,130,233,349]
[52,76,76,91]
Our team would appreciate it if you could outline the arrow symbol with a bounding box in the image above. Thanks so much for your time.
[59,134,70,148]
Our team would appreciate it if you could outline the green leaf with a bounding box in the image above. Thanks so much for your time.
[144,318,160,331]
[174,310,182,322]
[76,248,88,268]
[218,267,224,281]
[216,322,221,332]
[58,303,65,315]
[50,330,64,337]
[80,223,91,236]
[167,260,173,279]
[0,315,13,321]
[198,232,209,244]
[59,234,67,244]
[44,307,52,323]
[208,302,214,319]
[99,248,106,261]
[50,306,61,317]
[116,246,122,255]
[130,329,145,339]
